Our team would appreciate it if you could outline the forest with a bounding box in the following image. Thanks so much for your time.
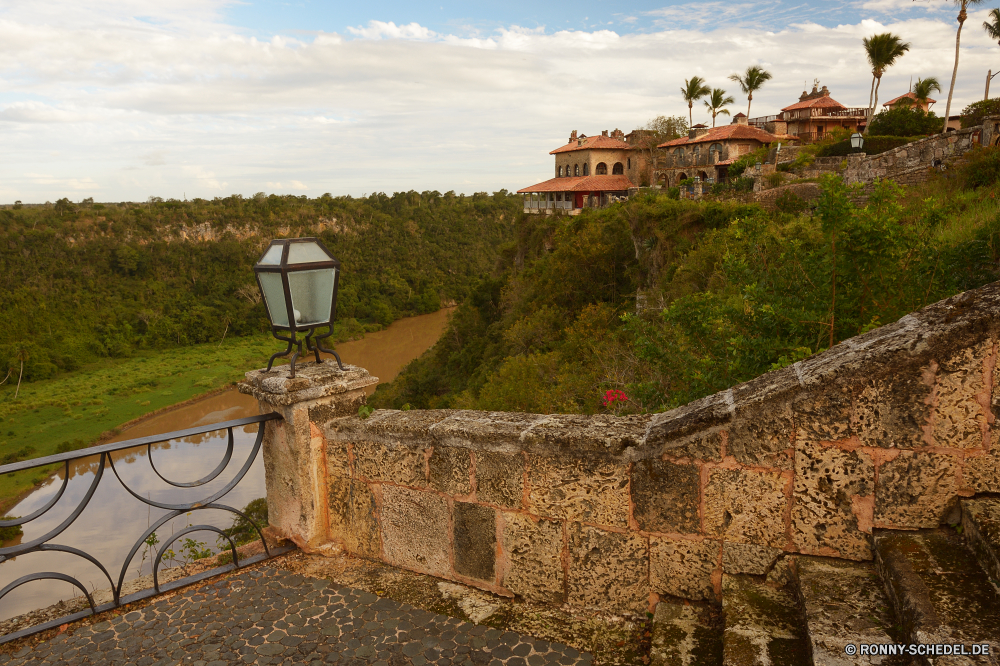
[371,147,1000,414]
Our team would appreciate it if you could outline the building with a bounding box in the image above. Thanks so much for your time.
[883,91,936,113]
[653,115,793,188]
[779,83,867,142]
[518,129,644,213]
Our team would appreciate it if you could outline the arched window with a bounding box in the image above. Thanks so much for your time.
[612,162,624,175]
[595,162,608,175]
[583,163,589,176]
[558,166,563,177]
[698,171,709,182]
[574,164,579,176]
[674,147,685,156]
[709,143,723,154]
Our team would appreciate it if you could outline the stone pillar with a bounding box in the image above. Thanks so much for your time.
[239,361,378,551]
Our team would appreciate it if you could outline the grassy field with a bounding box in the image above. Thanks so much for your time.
[0,333,316,512]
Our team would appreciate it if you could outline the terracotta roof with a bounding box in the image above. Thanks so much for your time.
[550,135,633,154]
[517,175,634,193]
[715,157,738,166]
[657,124,784,148]
[781,96,846,112]
[884,92,936,107]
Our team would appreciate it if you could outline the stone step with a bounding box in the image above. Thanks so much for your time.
[795,555,912,666]
[721,563,811,666]
[874,528,1000,663]
[649,598,723,666]
[961,498,1000,593]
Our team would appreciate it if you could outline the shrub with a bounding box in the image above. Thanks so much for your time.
[774,190,808,214]
[867,107,942,137]
[666,187,680,200]
[728,145,771,178]
[0,517,22,544]
[961,98,1000,129]
[766,173,783,188]
[961,147,1000,189]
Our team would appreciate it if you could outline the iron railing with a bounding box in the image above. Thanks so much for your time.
[0,412,290,644]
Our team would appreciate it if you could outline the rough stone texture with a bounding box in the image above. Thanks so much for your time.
[792,442,874,559]
[240,361,378,408]
[649,537,718,601]
[727,400,794,470]
[475,450,524,509]
[429,446,472,496]
[961,498,1000,590]
[522,414,652,456]
[874,450,959,528]
[353,440,427,488]
[649,599,722,666]
[630,459,701,535]
[964,450,1000,493]
[500,513,564,605]
[704,467,788,548]
[328,477,381,558]
[792,386,854,444]
[721,542,782,576]
[721,574,810,666]
[874,529,1000,657]
[453,502,497,583]
[380,485,451,578]
[644,391,733,450]
[795,556,906,666]
[338,408,454,447]
[855,375,933,449]
[432,411,546,452]
[653,430,723,462]
[568,524,648,614]
[527,455,630,528]
[934,342,990,449]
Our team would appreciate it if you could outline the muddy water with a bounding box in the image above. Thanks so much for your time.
[0,309,451,622]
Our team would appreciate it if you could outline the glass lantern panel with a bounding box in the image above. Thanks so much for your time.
[258,272,289,327]
[287,242,330,264]
[257,244,284,266]
[288,268,336,326]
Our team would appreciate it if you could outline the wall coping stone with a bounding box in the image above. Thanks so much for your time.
[239,362,378,406]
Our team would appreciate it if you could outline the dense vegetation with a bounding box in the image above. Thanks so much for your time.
[372,148,1000,414]
[0,191,518,384]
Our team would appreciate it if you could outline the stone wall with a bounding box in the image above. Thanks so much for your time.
[242,280,1000,616]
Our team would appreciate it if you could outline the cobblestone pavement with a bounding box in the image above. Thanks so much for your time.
[0,566,592,666]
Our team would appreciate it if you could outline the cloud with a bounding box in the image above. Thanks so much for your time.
[347,20,436,40]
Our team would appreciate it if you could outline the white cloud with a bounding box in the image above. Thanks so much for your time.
[347,20,436,40]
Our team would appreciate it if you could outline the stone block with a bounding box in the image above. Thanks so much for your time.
[522,414,651,456]
[875,450,958,528]
[352,440,426,488]
[855,375,932,448]
[630,459,701,534]
[354,409,454,447]
[380,485,450,577]
[328,477,380,558]
[432,410,544,452]
[721,542,782,575]
[501,513,564,605]
[644,391,733,449]
[568,523,648,614]
[792,387,853,444]
[428,446,471,496]
[651,430,723,462]
[453,502,496,582]
[792,442,874,559]
[933,342,989,449]
[475,450,524,509]
[704,467,788,548]
[325,439,351,478]
[965,451,1000,493]
[728,401,794,470]
[649,537,718,601]
[527,454,630,527]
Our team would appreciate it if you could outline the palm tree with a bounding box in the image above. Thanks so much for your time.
[943,0,986,132]
[728,65,773,117]
[912,76,942,110]
[703,88,735,127]
[986,8,1000,44]
[680,77,712,128]
[863,33,911,135]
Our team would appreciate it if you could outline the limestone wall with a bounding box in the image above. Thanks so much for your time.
[278,280,1000,615]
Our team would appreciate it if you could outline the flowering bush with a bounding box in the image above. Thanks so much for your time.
[602,389,630,414]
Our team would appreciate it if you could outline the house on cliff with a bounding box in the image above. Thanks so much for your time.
[776,83,867,143]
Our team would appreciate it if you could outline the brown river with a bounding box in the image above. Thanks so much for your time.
[0,308,451,622]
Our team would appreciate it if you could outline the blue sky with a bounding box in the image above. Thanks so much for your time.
[1,0,997,202]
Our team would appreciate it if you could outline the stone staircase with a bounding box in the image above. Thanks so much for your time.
[651,498,1000,665]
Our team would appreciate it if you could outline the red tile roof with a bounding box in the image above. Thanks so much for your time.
[550,134,633,154]
[781,96,847,112]
[883,92,936,106]
[657,124,784,148]
[518,175,634,193]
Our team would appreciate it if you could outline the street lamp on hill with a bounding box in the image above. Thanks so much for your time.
[850,132,865,153]
[254,237,345,378]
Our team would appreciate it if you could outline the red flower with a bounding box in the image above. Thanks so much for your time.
[602,389,629,407]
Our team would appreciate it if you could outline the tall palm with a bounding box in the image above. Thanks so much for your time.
[985,8,1000,45]
[728,65,773,117]
[703,88,735,127]
[680,77,712,128]
[943,0,986,132]
[913,76,942,110]
[863,33,911,135]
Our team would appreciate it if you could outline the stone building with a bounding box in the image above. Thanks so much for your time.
[518,129,645,213]
[652,115,792,188]
[778,83,867,142]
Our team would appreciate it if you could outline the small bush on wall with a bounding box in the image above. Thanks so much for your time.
[961,98,1000,129]
[867,107,942,137]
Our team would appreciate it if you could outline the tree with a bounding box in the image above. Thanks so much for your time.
[863,33,912,135]
[703,88,735,128]
[631,116,689,185]
[867,106,943,136]
[912,76,942,107]
[728,65,773,117]
[942,0,986,133]
[986,8,1000,45]
[680,77,712,128]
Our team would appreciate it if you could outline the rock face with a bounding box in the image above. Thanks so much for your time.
[242,279,1000,620]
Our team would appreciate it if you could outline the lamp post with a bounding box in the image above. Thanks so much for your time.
[254,237,345,378]
[850,132,865,154]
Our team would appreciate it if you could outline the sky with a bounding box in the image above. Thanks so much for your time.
[1,0,999,203]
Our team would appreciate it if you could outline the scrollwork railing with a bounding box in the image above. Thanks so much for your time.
[0,412,290,644]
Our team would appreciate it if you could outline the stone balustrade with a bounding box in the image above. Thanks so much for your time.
[240,279,1000,616]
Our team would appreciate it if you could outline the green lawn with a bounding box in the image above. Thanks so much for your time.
[0,334,299,511]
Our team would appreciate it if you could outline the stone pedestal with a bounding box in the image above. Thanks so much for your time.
[238,361,378,551]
